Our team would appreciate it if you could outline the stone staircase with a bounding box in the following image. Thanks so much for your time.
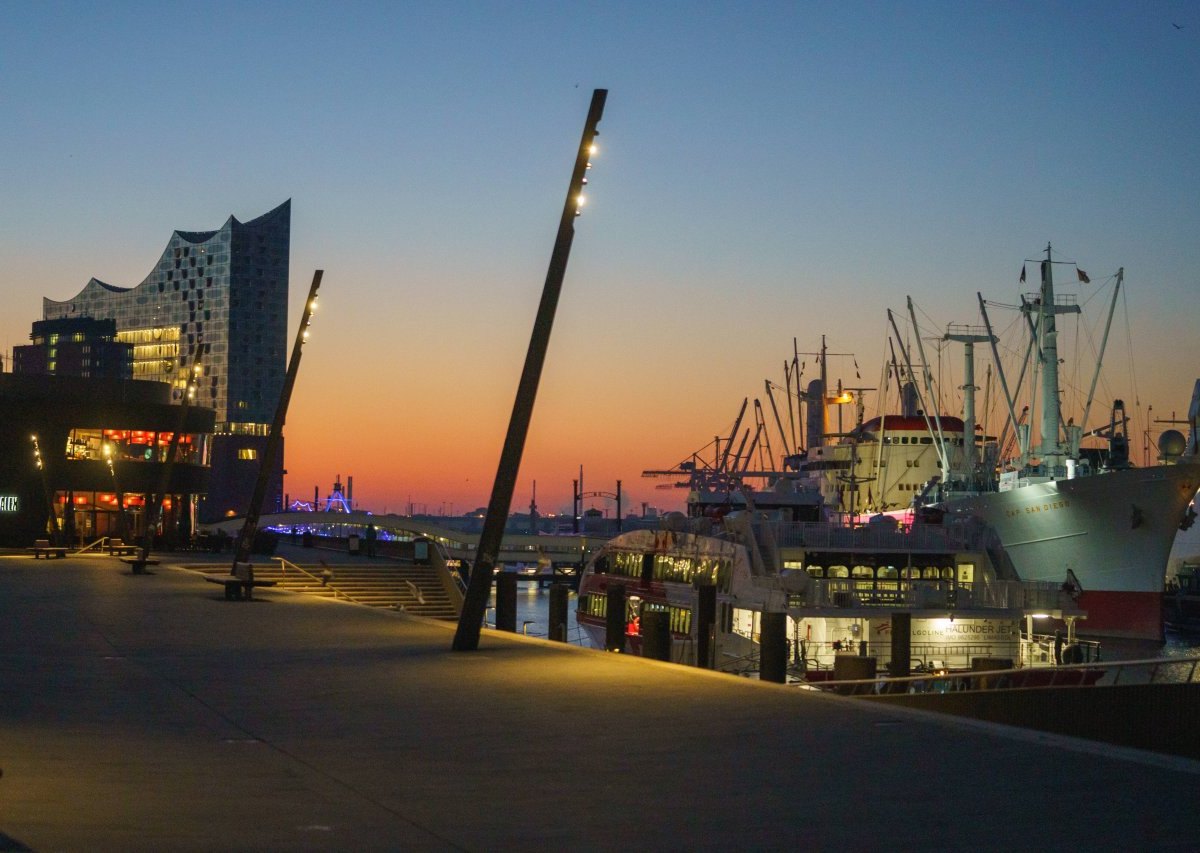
[192,559,461,620]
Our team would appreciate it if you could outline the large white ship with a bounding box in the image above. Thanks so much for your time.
[804,247,1200,641]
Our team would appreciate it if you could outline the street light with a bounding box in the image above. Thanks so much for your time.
[104,442,128,541]
[31,434,58,543]
[453,88,607,652]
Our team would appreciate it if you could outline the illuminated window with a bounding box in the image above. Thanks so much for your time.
[237,448,258,461]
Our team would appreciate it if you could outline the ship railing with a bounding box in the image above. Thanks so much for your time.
[798,578,1073,613]
[1020,633,1102,667]
[796,654,1200,695]
[766,521,991,552]
[802,579,980,610]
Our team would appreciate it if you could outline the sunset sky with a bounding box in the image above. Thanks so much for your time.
[4,2,1200,518]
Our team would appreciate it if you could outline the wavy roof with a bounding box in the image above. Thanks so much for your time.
[44,200,290,307]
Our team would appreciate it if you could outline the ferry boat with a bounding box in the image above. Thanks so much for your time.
[576,509,1086,678]
[798,248,1200,642]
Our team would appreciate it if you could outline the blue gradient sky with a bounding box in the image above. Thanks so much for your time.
[3,2,1199,516]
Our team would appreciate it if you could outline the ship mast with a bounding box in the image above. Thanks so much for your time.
[1033,244,1080,472]
[943,325,996,484]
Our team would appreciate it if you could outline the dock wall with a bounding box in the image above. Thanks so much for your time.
[862,683,1200,758]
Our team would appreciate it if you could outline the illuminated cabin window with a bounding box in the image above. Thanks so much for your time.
[579,593,607,618]
[642,601,692,635]
[237,448,258,461]
[917,566,954,580]
[609,551,643,579]
[651,553,731,590]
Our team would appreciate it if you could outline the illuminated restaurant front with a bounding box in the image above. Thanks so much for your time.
[60,427,209,542]
[0,374,215,547]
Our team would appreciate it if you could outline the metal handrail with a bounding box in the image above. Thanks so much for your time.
[270,557,369,605]
[73,536,110,555]
[798,654,1200,694]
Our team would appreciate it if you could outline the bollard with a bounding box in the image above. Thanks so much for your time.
[641,610,671,661]
[759,611,788,683]
[889,612,911,678]
[695,584,716,669]
[495,573,517,632]
[548,583,570,643]
[605,584,627,652]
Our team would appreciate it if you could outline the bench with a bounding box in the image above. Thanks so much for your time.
[106,539,140,557]
[29,539,68,559]
[120,557,160,574]
[205,566,277,601]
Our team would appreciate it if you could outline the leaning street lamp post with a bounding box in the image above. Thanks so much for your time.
[137,359,203,569]
[453,88,608,651]
[231,270,323,573]
[31,434,58,544]
[104,442,128,541]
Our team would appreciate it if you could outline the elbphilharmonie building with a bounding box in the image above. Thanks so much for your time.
[41,201,291,522]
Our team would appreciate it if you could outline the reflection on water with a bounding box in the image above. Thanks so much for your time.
[487,583,1200,659]
[487,583,596,647]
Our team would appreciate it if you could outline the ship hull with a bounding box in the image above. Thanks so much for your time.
[947,463,1200,641]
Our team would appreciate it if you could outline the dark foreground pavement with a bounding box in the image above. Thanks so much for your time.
[1,553,1198,852]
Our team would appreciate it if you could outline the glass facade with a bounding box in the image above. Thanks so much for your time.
[42,201,290,430]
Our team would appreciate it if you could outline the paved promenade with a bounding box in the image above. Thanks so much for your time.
[2,551,1199,852]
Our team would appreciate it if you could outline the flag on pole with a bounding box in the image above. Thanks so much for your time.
[1077,268,1090,283]
[1019,264,1026,283]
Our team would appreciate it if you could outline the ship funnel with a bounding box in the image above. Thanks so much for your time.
[806,378,824,448]
[901,381,919,418]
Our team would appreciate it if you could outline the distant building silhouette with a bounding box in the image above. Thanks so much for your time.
[40,201,291,523]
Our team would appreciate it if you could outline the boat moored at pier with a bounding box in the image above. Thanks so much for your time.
[576,511,1086,679]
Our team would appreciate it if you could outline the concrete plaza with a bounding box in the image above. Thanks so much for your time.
[1,551,1198,851]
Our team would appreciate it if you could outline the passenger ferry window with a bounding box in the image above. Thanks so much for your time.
[877,567,898,579]
[806,566,825,578]
[612,551,643,579]
[941,567,955,581]
[579,593,607,618]
[827,565,849,578]
[921,567,940,579]
[851,565,873,579]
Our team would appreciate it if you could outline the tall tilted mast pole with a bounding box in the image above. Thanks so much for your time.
[453,89,607,652]
[231,270,323,571]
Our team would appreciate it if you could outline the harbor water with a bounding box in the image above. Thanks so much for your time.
[487,583,596,648]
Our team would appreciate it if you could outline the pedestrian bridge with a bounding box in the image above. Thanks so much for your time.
[204,510,611,568]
